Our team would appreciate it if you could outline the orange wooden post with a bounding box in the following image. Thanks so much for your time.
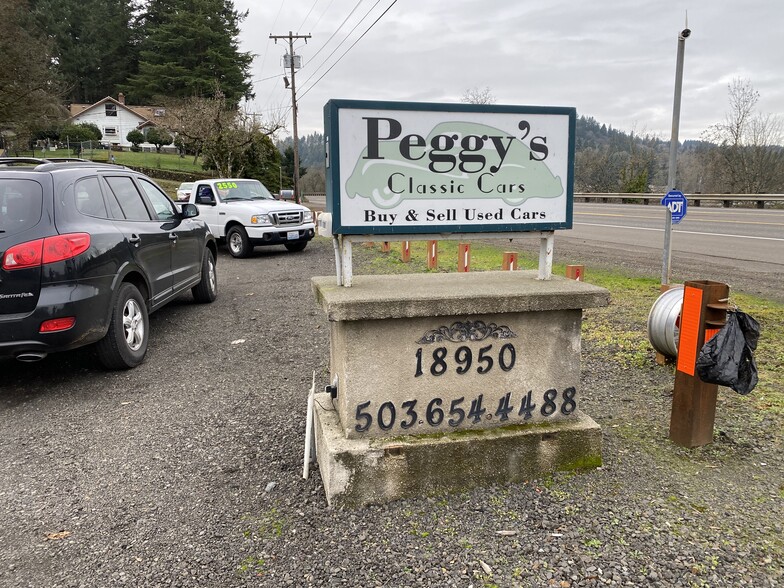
[381,241,391,252]
[427,240,438,270]
[669,280,729,448]
[457,243,470,272]
[502,252,518,271]
[401,241,411,262]
[566,265,584,281]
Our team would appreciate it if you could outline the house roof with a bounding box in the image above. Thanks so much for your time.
[67,96,165,126]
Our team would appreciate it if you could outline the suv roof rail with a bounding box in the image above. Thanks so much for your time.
[0,157,50,166]
[34,161,130,172]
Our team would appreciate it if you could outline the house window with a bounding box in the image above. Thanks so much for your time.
[153,108,166,117]
[105,104,117,117]
[104,127,117,135]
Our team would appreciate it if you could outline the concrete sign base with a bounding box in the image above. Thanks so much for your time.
[312,271,610,507]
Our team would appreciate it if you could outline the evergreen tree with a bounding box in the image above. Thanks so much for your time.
[0,0,66,152]
[280,147,306,190]
[127,0,253,105]
[31,0,139,104]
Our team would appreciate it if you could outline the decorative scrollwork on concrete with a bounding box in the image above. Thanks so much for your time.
[416,320,518,344]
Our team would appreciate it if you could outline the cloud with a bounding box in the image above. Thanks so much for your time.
[238,0,784,141]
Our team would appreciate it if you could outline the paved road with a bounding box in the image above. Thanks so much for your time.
[569,203,784,267]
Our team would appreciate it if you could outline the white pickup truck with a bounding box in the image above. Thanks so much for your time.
[180,178,315,257]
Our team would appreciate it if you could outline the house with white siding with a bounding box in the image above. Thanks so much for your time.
[68,94,172,150]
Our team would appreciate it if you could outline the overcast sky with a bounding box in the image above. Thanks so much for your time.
[236,0,783,142]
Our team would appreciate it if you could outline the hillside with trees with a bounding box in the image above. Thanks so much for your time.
[281,81,784,196]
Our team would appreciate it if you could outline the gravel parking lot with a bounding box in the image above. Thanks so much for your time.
[1,238,781,587]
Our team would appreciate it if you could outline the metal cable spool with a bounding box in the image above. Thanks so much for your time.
[647,285,684,358]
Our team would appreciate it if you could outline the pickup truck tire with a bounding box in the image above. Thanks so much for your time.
[95,283,149,370]
[284,242,308,253]
[227,226,251,258]
[191,249,218,303]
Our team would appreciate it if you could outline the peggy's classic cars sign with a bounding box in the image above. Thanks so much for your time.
[323,100,575,235]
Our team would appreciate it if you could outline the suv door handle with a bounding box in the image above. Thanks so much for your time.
[169,233,178,242]
[129,234,141,246]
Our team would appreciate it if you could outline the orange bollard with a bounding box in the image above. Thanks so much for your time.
[401,241,411,262]
[566,265,584,281]
[458,243,470,272]
[427,240,438,270]
[502,252,518,271]
[381,241,391,252]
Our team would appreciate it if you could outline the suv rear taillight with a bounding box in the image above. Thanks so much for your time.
[2,233,91,270]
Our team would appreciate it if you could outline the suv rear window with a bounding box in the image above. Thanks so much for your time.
[0,179,43,237]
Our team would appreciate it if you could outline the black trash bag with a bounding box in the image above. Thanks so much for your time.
[695,310,760,395]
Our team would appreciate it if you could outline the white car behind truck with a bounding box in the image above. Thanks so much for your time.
[184,179,315,257]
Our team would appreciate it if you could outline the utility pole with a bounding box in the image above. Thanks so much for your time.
[270,31,311,204]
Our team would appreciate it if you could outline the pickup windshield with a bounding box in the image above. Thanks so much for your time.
[215,180,275,202]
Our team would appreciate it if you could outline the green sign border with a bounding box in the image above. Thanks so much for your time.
[324,99,575,235]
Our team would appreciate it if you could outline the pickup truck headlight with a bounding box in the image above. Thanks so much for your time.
[251,214,271,225]
[303,210,313,222]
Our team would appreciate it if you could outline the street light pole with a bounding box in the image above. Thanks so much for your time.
[661,24,691,289]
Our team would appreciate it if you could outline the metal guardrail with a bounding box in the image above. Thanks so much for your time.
[303,192,783,209]
[576,193,784,208]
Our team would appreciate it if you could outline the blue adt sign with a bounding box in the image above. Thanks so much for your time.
[661,190,687,224]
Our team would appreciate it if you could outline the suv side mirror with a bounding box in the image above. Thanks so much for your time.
[180,203,200,218]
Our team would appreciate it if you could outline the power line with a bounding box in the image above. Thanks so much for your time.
[297,0,320,32]
[299,0,397,99]
[304,0,364,67]
[299,0,384,90]
[310,0,337,31]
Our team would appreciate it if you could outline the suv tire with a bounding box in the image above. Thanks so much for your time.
[192,249,218,303]
[227,226,251,258]
[95,283,149,370]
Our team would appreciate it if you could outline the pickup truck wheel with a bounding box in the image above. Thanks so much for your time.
[227,226,251,258]
[284,241,307,252]
[95,283,148,370]
[191,249,217,303]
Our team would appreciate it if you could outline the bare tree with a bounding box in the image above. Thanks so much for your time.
[702,79,784,194]
[461,86,497,105]
[163,87,285,177]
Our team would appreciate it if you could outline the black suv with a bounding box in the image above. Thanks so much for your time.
[0,161,218,369]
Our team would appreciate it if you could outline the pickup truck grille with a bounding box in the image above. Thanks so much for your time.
[271,211,303,227]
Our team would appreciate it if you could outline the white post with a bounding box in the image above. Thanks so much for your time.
[538,232,554,280]
[302,371,316,479]
[341,238,353,287]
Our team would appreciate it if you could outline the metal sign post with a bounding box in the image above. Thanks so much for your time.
[661,24,691,288]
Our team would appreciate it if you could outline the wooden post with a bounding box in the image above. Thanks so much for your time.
[427,240,438,270]
[566,265,584,281]
[669,280,729,448]
[401,241,411,263]
[457,243,470,272]
[502,252,517,271]
[381,241,391,252]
